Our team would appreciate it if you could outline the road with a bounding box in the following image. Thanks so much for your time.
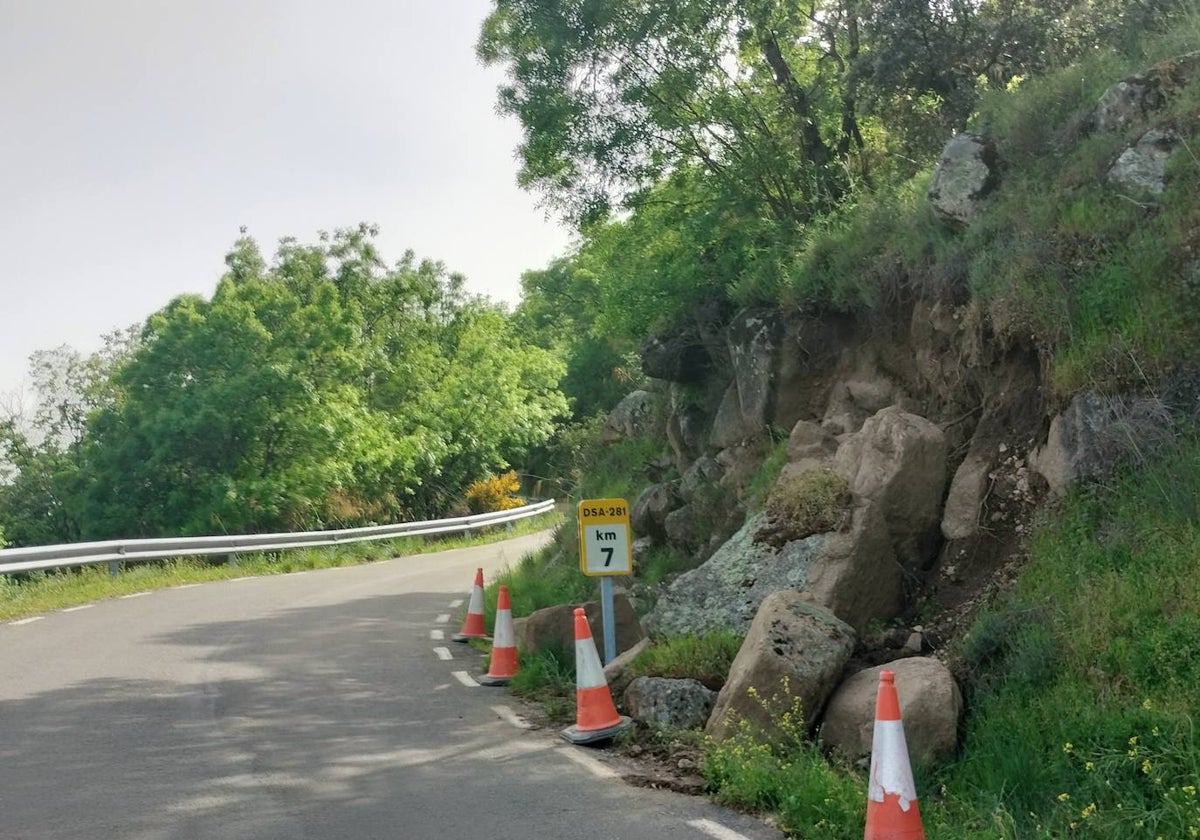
[0,533,783,840]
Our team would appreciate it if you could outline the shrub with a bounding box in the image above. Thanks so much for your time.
[758,469,852,547]
[627,631,744,689]
[463,470,524,514]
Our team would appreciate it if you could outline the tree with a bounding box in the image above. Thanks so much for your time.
[478,0,869,227]
[71,227,568,538]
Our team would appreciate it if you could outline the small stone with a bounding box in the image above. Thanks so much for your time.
[998,443,1009,453]
[904,632,924,653]
[677,758,698,771]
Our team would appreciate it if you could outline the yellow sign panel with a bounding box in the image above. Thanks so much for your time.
[577,497,632,577]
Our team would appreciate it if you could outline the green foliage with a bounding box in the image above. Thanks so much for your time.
[636,544,692,589]
[934,433,1200,837]
[0,225,567,542]
[484,544,594,628]
[741,434,790,511]
[703,681,864,837]
[508,645,577,722]
[627,631,744,687]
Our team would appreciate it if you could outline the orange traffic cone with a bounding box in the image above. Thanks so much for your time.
[561,607,631,745]
[478,585,518,686]
[451,568,487,643]
[864,669,926,840]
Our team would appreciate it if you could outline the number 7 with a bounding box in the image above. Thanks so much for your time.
[601,547,613,567]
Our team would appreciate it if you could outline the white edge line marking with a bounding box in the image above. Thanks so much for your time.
[687,819,755,840]
[433,646,453,661]
[435,613,451,624]
[451,671,478,688]
[62,605,95,613]
[174,584,202,590]
[430,629,445,640]
[119,592,150,599]
[448,599,464,608]
[558,746,619,779]
[9,616,45,626]
[491,704,534,730]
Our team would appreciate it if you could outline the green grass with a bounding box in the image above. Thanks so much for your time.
[0,511,562,622]
[627,631,744,688]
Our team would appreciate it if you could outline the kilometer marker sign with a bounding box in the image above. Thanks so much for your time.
[577,498,632,576]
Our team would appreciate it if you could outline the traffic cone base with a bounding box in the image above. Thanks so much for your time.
[452,568,488,643]
[478,585,518,687]
[561,716,632,745]
[864,669,926,840]
[561,607,632,745]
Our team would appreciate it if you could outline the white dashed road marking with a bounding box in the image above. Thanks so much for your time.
[491,705,534,730]
[433,647,453,661]
[62,605,94,613]
[451,671,478,688]
[435,614,451,624]
[448,599,463,608]
[9,616,44,626]
[119,592,150,599]
[430,629,444,641]
[688,819,755,840]
[558,746,619,779]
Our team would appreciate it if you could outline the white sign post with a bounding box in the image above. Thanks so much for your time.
[577,498,632,663]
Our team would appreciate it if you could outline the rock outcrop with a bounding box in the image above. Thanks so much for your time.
[819,657,962,766]
[625,677,717,730]
[707,593,855,740]
[927,133,1001,229]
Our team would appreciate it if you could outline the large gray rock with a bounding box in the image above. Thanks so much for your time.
[667,383,712,465]
[522,594,644,662]
[802,501,903,633]
[642,330,711,383]
[788,420,839,464]
[645,514,818,637]
[941,452,992,540]
[1108,128,1180,199]
[631,482,679,542]
[1030,393,1173,497]
[820,658,962,766]
[707,593,855,740]
[772,314,854,431]
[601,390,658,443]
[680,455,725,500]
[727,309,783,432]
[709,381,761,448]
[625,677,717,730]
[1090,52,1200,133]
[834,407,948,572]
[927,133,1000,229]
[603,637,652,701]
[647,496,904,637]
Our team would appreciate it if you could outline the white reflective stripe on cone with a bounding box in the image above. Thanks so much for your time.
[574,635,607,689]
[868,719,918,811]
[467,586,484,614]
[493,609,514,647]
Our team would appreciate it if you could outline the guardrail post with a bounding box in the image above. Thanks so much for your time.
[107,560,120,577]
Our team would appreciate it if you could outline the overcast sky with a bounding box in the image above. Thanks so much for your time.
[0,0,573,400]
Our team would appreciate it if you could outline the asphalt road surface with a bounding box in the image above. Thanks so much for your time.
[0,533,784,840]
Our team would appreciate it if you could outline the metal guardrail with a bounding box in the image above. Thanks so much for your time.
[0,499,557,575]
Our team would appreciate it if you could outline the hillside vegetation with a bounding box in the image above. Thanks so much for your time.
[3,2,1200,837]
[481,3,1200,838]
